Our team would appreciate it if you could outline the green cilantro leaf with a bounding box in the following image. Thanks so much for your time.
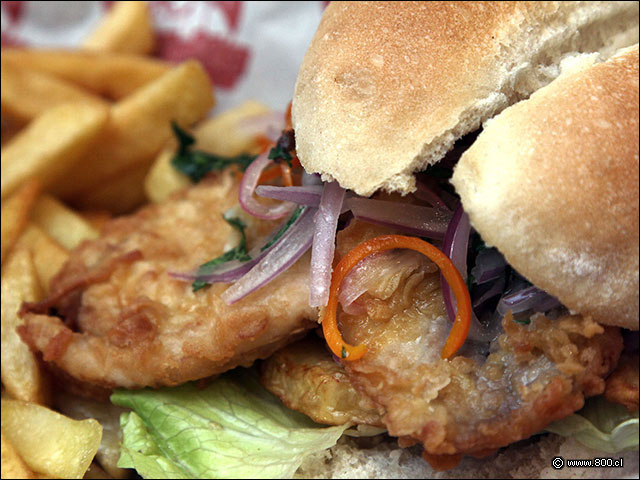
[192,213,251,292]
[170,122,256,183]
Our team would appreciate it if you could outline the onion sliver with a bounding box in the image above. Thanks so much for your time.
[256,185,324,207]
[347,198,450,239]
[309,182,346,307]
[221,207,316,304]
[415,180,452,211]
[239,152,296,220]
[470,248,507,284]
[441,205,471,323]
[171,208,307,285]
[497,285,561,316]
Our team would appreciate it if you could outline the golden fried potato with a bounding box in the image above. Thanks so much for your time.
[1,431,37,479]
[1,180,40,266]
[1,102,109,200]
[16,224,69,296]
[1,248,48,405]
[83,1,155,55]
[261,337,383,426]
[1,49,171,100]
[50,61,214,207]
[31,195,99,250]
[145,100,270,202]
[56,392,129,479]
[1,399,102,479]
[77,160,153,214]
[1,58,107,126]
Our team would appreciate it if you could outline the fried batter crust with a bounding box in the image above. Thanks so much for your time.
[335,221,623,460]
[605,352,639,412]
[260,337,383,426]
[19,172,316,389]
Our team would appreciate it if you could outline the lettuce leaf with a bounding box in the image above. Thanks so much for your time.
[111,369,349,479]
[546,396,639,453]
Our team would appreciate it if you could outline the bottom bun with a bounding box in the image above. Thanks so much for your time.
[295,434,639,479]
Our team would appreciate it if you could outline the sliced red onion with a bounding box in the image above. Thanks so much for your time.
[497,286,561,316]
[236,111,284,142]
[414,180,452,212]
[346,198,451,240]
[309,182,346,307]
[472,276,506,309]
[221,207,316,304]
[239,151,296,220]
[470,248,507,284]
[441,205,472,323]
[171,208,308,285]
[256,185,324,207]
[439,205,499,343]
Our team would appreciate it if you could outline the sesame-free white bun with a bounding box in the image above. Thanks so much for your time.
[452,45,639,330]
[293,1,638,196]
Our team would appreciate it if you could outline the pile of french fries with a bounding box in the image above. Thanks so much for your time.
[1,2,274,478]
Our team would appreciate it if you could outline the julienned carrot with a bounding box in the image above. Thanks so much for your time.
[322,235,472,361]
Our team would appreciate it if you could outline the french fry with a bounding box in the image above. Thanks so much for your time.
[31,195,98,250]
[0,248,48,405]
[16,224,69,296]
[79,160,153,214]
[1,49,171,100]
[145,100,270,202]
[51,60,214,204]
[80,210,113,231]
[1,57,107,126]
[1,399,102,479]
[1,180,40,266]
[83,1,155,55]
[1,103,109,201]
[1,432,37,480]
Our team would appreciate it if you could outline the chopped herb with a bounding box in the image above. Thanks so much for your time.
[268,144,292,167]
[170,122,256,183]
[192,213,251,292]
[260,206,304,252]
[267,130,296,167]
[341,346,347,359]
[513,315,532,326]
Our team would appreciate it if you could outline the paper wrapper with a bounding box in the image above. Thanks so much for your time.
[2,2,638,479]
[1,0,326,113]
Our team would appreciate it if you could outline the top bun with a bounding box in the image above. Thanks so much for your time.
[452,45,639,330]
[293,1,639,196]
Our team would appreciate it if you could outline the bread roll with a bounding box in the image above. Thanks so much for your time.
[451,45,639,330]
[293,1,638,196]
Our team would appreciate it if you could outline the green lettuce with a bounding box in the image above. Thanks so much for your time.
[546,396,639,453]
[111,369,349,479]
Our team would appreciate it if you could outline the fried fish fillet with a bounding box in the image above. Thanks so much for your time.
[260,337,383,427]
[19,171,316,389]
[331,221,623,466]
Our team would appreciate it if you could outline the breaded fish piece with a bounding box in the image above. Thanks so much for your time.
[260,336,383,427]
[19,171,316,389]
[333,221,623,467]
[605,352,639,412]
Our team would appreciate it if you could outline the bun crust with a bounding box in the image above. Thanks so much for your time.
[452,45,639,330]
[293,1,639,196]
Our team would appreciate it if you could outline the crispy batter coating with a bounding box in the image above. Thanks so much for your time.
[260,336,383,427]
[19,171,316,389]
[605,352,639,412]
[334,221,623,463]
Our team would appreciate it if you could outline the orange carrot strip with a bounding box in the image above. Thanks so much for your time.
[322,235,472,361]
[280,164,293,187]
